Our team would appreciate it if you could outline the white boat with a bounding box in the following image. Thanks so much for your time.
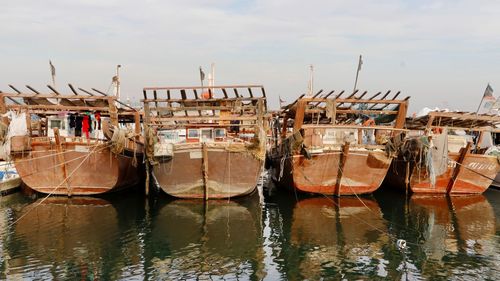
[0,161,21,194]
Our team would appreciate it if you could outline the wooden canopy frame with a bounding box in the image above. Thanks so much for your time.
[279,89,409,133]
[142,85,267,129]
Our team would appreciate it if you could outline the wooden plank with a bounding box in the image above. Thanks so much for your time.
[393,100,408,129]
[8,85,22,94]
[53,127,72,195]
[427,111,500,122]
[69,84,79,95]
[6,104,110,111]
[148,105,259,112]
[299,97,406,105]
[306,109,399,115]
[143,85,264,91]
[141,97,263,103]
[335,142,350,196]
[293,100,306,132]
[78,88,95,96]
[202,143,209,201]
[446,142,471,194]
[91,88,107,96]
[150,115,259,122]
[47,85,61,95]
[26,85,41,95]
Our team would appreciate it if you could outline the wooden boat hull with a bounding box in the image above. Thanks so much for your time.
[13,142,142,196]
[152,145,262,199]
[386,153,500,194]
[271,150,392,195]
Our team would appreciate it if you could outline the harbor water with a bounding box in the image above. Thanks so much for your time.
[0,185,499,280]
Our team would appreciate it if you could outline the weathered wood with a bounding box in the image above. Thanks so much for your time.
[202,143,209,201]
[143,85,263,91]
[141,97,264,103]
[26,85,41,95]
[150,115,259,122]
[6,104,109,112]
[335,142,350,196]
[446,141,472,194]
[53,127,71,195]
[108,97,119,126]
[78,88,95,96]
[394,100,408,129]
[293,100,306,132]
[306,108,399,115]
[68,84,79,95]
[47,85,61,95]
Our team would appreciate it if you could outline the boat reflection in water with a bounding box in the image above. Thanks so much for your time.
[148,194,264,280]
[7,197,122,280]
[286,196,388,280]
[409,194,496,274]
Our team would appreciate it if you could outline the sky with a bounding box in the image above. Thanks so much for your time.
[1,0,500,113]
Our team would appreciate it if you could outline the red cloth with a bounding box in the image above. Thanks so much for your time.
[82,115,89,133]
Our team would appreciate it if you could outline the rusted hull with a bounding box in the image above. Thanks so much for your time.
[14,143,142,196]
[272,150,392,195]
[152,147,262,199]
[387,153,500,194]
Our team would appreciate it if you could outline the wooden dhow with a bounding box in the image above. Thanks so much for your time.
[142,85,268,199]
[385,111,500,194]
[268,90,409,196]
[0,84,143,196]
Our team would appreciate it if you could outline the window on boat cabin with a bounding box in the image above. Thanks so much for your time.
[49,119,65,130]
[187,129,200,139]
[201,128,213,141]
[159,130,178,142]
[214,128,226,139]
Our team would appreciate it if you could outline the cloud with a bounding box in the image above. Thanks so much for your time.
[1,0,500,111]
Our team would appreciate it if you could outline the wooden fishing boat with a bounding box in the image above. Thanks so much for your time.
[142,85,268,199]
[385,111,500,194]
[268,90,409,196]
[0,84,143,196]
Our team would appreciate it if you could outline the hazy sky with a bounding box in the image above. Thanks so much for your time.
[1,0,500,113]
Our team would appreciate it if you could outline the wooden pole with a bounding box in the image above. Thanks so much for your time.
[446,141,472,194]
[54,127,71,196]
[202,143,209,200]
[335,141,350,196]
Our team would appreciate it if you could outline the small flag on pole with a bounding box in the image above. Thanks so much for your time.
[483,83,494,99]
[199,67,205,81]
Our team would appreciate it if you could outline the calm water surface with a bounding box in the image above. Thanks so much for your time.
[0,185,499,280]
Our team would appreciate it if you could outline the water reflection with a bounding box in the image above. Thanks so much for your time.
[0,188,498,280]
[411,195,495,258]
[147,194,265,280]
[6,197,118,279]
[268,194,389,280]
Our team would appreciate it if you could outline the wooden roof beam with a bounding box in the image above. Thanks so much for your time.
[26,85,42,95]
[78,88,94,96]
[8,85,21,94]
[47,85,61,95]
[68,84,79,95]
[91,88,108,96]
